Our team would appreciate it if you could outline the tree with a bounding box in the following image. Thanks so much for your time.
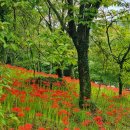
[91,4,130,95]
[46,0,102,108]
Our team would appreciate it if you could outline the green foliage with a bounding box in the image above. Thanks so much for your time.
[0,64,11,127]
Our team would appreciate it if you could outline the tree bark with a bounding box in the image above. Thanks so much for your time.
[119,63,123,95]
[56,68,63,78]
[77,25,91,109]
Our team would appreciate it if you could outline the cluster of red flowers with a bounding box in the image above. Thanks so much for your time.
[18,123,32,130]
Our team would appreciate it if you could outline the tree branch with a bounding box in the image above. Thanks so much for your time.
[121,44,130,63]
[46,0,67,31]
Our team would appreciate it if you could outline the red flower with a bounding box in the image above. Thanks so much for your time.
[51,101,59,108]
[12,79,22,87]
[36,112,43,117]
[24,123,32,130]
[94,116,102,122]
[18,126,25,130]
[62,116,69,125]
[12,107,21,113]
[86,111,91,116]
[18,123,32,130]
[82,120,91,126]
[94,116,103,127]
[64,128,69,130]
[24,107,31,111]
[18,112,25,117]
[58,109,69,116]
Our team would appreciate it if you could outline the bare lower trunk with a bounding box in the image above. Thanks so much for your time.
[119,64,123,95]
[56,68,63,78]
[77,48,91,109]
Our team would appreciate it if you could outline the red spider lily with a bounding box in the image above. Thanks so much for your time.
[113,95,121,99]
[101,93,109,98]
[17,112,25,117]
[50,97,62,102]
[62,101,73,108]
[86,111,91,116]
[38,127,46,130]
[53,82,62,87]
[24,124,32,130]
[112,109,117,115]
[62,116,69,125]
[12,79,22,87]
[36,112,43,117]
[12,107,22,113]
[18,126,25,130]
[94,116,103,127]
[10,88,20,96]
[96,121,103,127]
[58,109,69,116]
[82,120,91,126]
[19,97,26,103]
[18,123,32,130]
[73,92,79,98]
[94,116,102,122]
[64,128,69,130]
[108,104,115,108]
[51,101,59,109]
[24,107,31,111]
[19,91,26,95]
[43,81,50,87]
[106,111,114,116]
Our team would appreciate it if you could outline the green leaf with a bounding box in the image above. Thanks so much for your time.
[0,38,6,44]
[3,43,8,48]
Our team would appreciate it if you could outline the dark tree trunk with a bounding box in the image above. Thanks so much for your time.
[78,49,91,108]
[119,63,123,95]
[6,55,11,64]
[56,68,63,78]
[77,25,91,109]
[63,64,73,77]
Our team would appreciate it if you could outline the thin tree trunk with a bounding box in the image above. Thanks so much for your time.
[119,63,123,95]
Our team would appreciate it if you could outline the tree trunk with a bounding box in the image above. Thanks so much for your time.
[77,26,91,109]
[119,63,123,95]
[63,64,73,77]
[56,68,63,78]
[6,55,11,64]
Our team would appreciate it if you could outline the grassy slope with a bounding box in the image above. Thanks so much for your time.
[0,64,130,130]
